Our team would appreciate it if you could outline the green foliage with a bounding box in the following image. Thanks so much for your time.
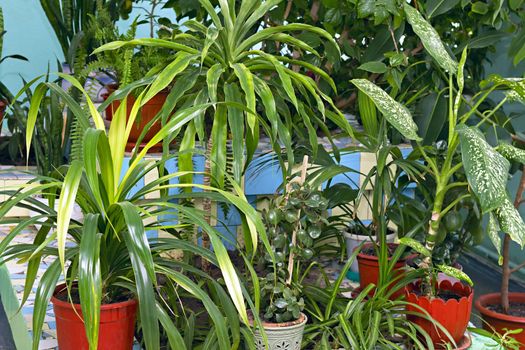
[1,77,269,350]
[162,0,525,125]
[355,6,525,299]
[257,182,329,323]
[94,0,354,192]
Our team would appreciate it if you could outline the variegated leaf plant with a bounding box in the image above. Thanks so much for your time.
[352,3,525,295]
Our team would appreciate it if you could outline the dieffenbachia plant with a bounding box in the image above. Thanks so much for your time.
[351,3,525,294]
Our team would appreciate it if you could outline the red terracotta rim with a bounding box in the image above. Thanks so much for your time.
[475,292,525,324]
[406,280,474,306]
[355,242,417,262]
[51,283,137,311]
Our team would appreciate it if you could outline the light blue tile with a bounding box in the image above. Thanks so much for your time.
[324,152,361,189]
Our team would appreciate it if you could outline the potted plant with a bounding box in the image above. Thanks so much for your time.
[475,140,525,347]
[84,9,173,152]
[1,76,268,350]
[353,4,525,348]
[249,156,329,349]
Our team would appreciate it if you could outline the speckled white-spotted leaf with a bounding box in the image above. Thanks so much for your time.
[438,265,473,286]
[494,197,525,248]
[404,3,458,74]
[487,212,502,262]
[351,79,421,141]
[505,90,525,104]
[457,125,510,213]
[497,144,525,164]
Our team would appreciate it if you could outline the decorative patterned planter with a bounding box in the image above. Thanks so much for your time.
[253,313,307,350]
[405,280,473,349]
[475,292,525,349]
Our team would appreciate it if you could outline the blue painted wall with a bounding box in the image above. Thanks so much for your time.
[0,0,173,95]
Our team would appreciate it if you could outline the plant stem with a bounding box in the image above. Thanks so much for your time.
[501,170,525,312]
[286,155,309,285]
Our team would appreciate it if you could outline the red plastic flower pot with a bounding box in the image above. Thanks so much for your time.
[405,280,473,349]
[356,243,412,298]
[475,292,525,349]
[51,284,138,350]
[102,85,170,153]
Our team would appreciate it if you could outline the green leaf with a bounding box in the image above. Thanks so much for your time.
[231,63,256,131]
[78,214,102,350]
[457,125,510,213]
[437,264,473,286]
[399,237,431,257]
[471,1,488,14]
[210,105,228,189]
[494,198,525,247]
[497,144,525,164]
[358,61,388,73]
[116,202,160,350]
[206,64,224,104]
[487,212,502,259]
[143,52,195,104]
[32,260,61,350]
[351,79,422,141]
[225,83,245,184]
[404,3,458,73]
[426,0,461,17]
[56,161,83,272]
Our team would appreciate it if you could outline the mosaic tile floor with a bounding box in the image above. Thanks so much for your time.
[1,226,59,350]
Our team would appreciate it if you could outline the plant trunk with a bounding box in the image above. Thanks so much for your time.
[501,170,525,313]
[201,137,214,273]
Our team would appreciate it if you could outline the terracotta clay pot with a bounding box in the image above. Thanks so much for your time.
[475,292,525,349]
[103,85,170,152]
[405,280,473,349]
[0,99,6,131]
[356,242,413,298]
[51,283,137,350]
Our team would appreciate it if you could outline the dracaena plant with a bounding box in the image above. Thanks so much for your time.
[0,75,269,350]
[351,3,525,295]
[92,0,354,191]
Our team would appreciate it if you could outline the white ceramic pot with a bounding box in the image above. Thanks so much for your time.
[344,231,396,273]
[29,196,83,231]
[253,313,307,350]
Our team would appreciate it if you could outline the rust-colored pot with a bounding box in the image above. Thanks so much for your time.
[51,283,137,350]
[103,85,170,152]
[0,99,6,129]
[475,292,525,349]
[356,242,412,298]
[405,280,473,349]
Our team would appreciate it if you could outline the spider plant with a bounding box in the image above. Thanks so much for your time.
[0,75,268,350]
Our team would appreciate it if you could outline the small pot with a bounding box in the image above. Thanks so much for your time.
[356,242,412,298]
[475,292,525,349]
[405,280,473,349]
[102,85,171,153]
[51,283,137,350]
[344,231,396,273]
[252,313,307,350]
